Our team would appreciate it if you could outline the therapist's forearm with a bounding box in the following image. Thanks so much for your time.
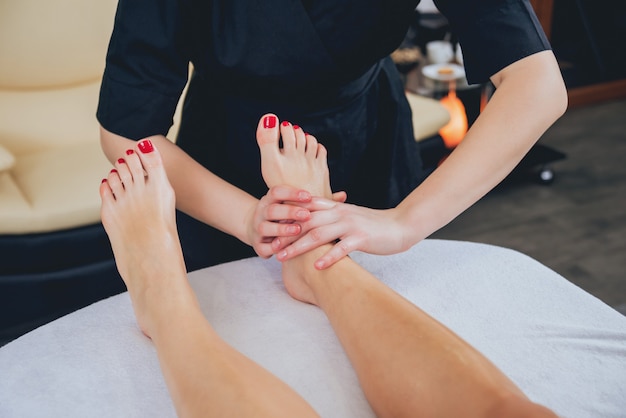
[397,50,567,244]
[100,128,257,244]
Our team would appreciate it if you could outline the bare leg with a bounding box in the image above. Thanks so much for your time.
[256,114,556,418]
[100,140,319,418]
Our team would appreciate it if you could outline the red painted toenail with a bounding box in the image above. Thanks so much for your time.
[263,115,277,129]
[101,178,107,183]
[293,125,300,130]
[125,149,134,155]
[138,140,154,154]
[117,158,125,164]
[110,169,117,174]
[282,121,290,127]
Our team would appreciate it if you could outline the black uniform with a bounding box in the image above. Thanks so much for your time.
[97,0,550,269]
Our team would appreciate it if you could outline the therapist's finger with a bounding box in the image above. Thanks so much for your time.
[275,224,344,261]
[256,220,302,239]
[332,191,347,203]
[312,237,359,269]
[264,202,311,222]
[254,241,276,259]
[267,185,312,203]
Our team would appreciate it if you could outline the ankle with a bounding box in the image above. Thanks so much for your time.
[285,244,355,307]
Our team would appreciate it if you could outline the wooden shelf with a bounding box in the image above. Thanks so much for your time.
[567,78,626,108]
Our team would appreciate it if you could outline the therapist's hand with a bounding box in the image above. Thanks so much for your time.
[248,185,314,258]
[272,200,413,269]
[249,187,349,259]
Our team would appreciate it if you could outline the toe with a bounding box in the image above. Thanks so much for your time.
[316,142,327,160]
[124,149,146,183]
[99,178,115,202]
[294,125,306,150]
[305,133,318,156]
[135,139,166,180]
[256,114,280,147]
[280,120,297,152]
[107,168,124,198]
[115,157,133,186]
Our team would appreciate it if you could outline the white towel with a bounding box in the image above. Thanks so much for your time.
[1,240,625,417]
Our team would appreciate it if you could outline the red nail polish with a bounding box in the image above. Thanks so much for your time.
[117,158,125,164]
[110,168,117,174]
[293,125,300,130]
[125,149,134,155]
[101,178,107,183]
[263,115,277,129]
[138,139,154,154]
[282,121,290,127]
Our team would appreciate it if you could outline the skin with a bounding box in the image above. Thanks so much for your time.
[257,115,558,418]
[271,50,569,269]
[99,116,558,417]
[100,142,320,418]
[100,50,567,269]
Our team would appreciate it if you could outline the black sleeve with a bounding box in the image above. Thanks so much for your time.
[433,0,551,84]
[96,0,190,140]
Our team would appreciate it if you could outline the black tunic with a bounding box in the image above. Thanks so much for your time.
[97,0,550,269]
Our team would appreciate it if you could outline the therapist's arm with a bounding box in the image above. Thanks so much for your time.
[99,128,314,257]
[273,50,568,268]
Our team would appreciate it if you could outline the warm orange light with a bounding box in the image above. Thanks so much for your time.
[438,88,468,149]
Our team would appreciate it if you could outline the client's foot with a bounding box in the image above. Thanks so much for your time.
[99,140,187,336]
[257,114,332,199]
[256,114,334,305]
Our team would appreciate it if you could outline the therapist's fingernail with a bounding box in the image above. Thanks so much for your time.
[286,225,300,234]
[296,210,309,220]
[315,260,326,269]
[138,139,154,154]
[263,115,277,129]
[277,250,287,260]
[298,191,311,201]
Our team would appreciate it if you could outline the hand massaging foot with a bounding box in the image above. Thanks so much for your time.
[256,113,336,305]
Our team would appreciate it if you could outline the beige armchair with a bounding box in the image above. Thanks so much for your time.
[0,0,125,341]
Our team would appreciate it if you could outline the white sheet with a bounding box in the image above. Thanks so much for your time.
[1,240,625,417]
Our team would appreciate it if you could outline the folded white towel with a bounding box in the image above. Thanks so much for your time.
[1,240,625,417]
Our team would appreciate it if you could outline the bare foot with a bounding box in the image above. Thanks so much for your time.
[99,140,188,336]
[257,114,332,199]
[256,114,334,305]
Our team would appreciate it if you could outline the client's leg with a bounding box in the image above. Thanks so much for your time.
[257,114,556,418]
[100,140,318,418]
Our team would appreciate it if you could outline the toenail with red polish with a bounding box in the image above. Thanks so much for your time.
[101,178,107,183]
[110,168,117,174]
[263,115,277,129]
[282,121,290,127]
[138,139,154,154]
[293,125,300,130]
[125,149,134,155]
[117,158,125,164]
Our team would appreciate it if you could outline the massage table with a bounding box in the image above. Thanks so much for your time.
[1,240,625,417]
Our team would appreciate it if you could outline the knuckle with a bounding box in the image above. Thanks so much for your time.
[309,228,324,242]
